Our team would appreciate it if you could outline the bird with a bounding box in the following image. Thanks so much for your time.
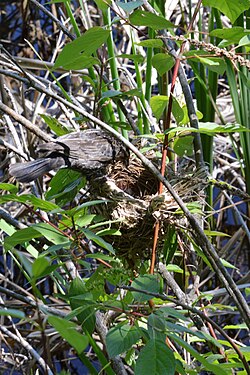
[9,129,129,183]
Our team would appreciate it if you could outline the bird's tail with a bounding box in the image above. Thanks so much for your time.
[9,157,64,183]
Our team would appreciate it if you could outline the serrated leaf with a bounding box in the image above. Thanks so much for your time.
[135,340,176,375]
[131,274,160,302]
[48,316,89,354]
[106,323,141,357]
[152,53,175,76]
[202,0,250,24]
[129,10,174,30]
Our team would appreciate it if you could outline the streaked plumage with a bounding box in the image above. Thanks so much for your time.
[9,129,129,183]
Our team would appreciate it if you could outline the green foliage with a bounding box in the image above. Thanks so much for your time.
[106,323,142,357]
[202,0,250,23]
[129,10,174,30]
[1,0,250,373]
[48,316,89,354]
[135,340,176,375]
[54,27,110,69]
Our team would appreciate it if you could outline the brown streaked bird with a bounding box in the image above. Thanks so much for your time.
[9,129,129,183]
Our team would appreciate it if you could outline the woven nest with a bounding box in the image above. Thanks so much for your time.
[90,157,207,266]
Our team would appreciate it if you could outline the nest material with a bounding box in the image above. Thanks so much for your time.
[90,157,207,264]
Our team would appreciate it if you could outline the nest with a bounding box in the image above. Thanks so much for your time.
[90,157,207,266]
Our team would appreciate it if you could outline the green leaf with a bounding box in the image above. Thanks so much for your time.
[0,309,25,319]
[224,323,248,329]
[96,228,121,236]
[204,230,230,237]
[150,95,169,120]
[40,114,69,136]
[220,258,237,269]
[210,27,249,44]
[194,56,226,75]
[4,227,41,252]
[81,228,115,254]
[167,123,250,138]
[169,333,228,375]
[173,136,194,157]
[65,201,105,217]
[0,219,15,236]
[48,316,89,354]
[199,122,250,134]
[32,223,69,245]
[0,183,18,193]
[202,0,250,24]
[238,34,250,47]
[46,169,86,206]
[152,53,175,76]
[129,10,174,30]
[121,88,142,98]
[117,0,144,13]
[0,194,58,211]
[54,27,110,70]
[166,264,183,273]
[131,274,160,302]
[68,278,96,333]
[148,313,167,342]
[106,323,141,357]
[163,227,177,265]
[172,96,184,124]
[108,121,132,130]
[135,340,176,375]
[101,90,122,99]
[117,54,144,63]
[137,39,164,48]
[93,0,111,11]
[32,256,59,279]
[12,249,34,276]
